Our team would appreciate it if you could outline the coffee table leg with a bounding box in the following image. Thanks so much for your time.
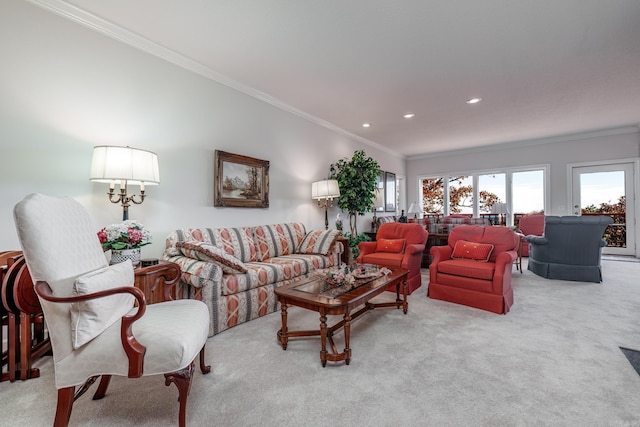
[320,313,328,367]
[344,312,352,365]
[277,301,289,350]
[402,278,408,314]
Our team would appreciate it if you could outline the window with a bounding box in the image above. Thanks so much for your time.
[419,166,547,226]
[448,176,473,214]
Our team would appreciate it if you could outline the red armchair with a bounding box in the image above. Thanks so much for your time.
[518,214,545,256]
[357,222,428,294]
[428,225,519,314]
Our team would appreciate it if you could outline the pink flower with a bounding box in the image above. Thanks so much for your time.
[97,229,108,243]
[128,228,143,244]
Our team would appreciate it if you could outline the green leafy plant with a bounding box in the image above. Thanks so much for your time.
[329,150,380,236]
[343,232,371,260]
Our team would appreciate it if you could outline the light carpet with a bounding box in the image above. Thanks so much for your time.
[2,259,640,426]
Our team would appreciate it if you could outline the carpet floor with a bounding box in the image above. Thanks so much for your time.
[2,258,640,426]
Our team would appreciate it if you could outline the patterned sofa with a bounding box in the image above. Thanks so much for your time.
[163,223,341,336]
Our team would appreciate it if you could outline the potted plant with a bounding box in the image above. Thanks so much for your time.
[97,220,152,266]
[329,150,380,257]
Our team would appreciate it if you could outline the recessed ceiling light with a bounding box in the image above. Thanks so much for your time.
[466,97,482,104]
[362,123,371,128]
[403,113,415,119]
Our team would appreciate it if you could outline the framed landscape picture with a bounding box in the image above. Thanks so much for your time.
[214,150,269,208]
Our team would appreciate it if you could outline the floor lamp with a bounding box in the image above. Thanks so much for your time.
[312,179,340,230]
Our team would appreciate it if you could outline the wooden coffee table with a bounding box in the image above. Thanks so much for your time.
[275,266,409,367]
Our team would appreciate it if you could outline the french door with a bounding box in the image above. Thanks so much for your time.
[571,162,635,255]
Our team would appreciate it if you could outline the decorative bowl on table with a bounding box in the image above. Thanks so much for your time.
[323,264,391,290]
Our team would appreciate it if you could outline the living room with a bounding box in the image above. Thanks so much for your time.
[2,1,640,426]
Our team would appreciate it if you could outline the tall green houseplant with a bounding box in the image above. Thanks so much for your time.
[329,150,380,237]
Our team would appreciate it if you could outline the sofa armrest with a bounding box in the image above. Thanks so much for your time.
[492,250,517,294]
[400,243,426,274]
[358,241,378,258]
[405,243,425,256]
[162,255,223,289]
[429,245,452,283]
[525,236,548,245]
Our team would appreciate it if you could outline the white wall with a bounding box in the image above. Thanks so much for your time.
[0,1,404,259]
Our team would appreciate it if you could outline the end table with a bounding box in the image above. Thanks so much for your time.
[134,261,181,304]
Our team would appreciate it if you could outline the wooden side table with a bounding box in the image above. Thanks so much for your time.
[134,261,181,304]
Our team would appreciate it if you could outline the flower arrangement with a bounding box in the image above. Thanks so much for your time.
[324,267,356,287]
[323,264,392,288]
[97,220,152,251]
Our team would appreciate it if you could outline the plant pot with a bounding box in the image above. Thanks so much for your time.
[110,248,141,267]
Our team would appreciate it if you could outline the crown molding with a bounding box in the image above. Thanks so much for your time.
[27,0,404,159]
[408,125,640,160]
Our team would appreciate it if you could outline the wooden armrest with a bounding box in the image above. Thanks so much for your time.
[34,281,147,377]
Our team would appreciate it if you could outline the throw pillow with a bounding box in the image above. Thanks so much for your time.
[451,240,494,262]
[375,238,406,253]
[70,260,135,349]
[296,229,340,255]
[176,241,248,274]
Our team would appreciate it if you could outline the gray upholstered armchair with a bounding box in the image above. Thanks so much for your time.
[525,215,613,283]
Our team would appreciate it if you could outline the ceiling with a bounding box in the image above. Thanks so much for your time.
[41,0,640,157]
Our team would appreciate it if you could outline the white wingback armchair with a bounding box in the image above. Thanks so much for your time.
[13,193,210,427]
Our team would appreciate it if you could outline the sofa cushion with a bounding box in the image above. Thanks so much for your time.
[375,238,406,253]
[254,223,307,261]
[452,240,494,262]
[220,255,331,296]
[176,241,248,274]
[437,259,496,281]
[360,252,404,267]
[71,260,135,349]
[296,229,340,255]
[168,227,258,263]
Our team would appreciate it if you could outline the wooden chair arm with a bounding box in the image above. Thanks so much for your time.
[34,281,147,377]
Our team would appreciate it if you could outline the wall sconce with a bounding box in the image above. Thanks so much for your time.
[311,179,340,230]
[408,202,421,221]
[90,145,160,220]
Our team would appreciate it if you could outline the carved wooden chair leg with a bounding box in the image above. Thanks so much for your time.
[199,345,211,374]
[92,375,112,400]
[164,361,195,427]
[53,386,75,427]
[7,311,18,382]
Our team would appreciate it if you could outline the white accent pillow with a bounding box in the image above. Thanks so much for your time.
[70,260,135,349]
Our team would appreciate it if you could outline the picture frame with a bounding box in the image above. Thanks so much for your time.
[214,150,269,208]
[374,171,385,212]
[385,171,396,212]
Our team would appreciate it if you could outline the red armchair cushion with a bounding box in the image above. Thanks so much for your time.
[359,252,404,267]
[438,259,495,280]
[375,238,406,253]
[451,240,494,262]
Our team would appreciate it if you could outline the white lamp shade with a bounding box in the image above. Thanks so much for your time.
[408,202,421,214]
[90,146,160,185]
[491,202,509,214]
[311,179,340,200]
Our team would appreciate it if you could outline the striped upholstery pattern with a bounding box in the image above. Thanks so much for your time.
[164,223,339,336]
[253,223,307,260]
[165,227,258,262]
